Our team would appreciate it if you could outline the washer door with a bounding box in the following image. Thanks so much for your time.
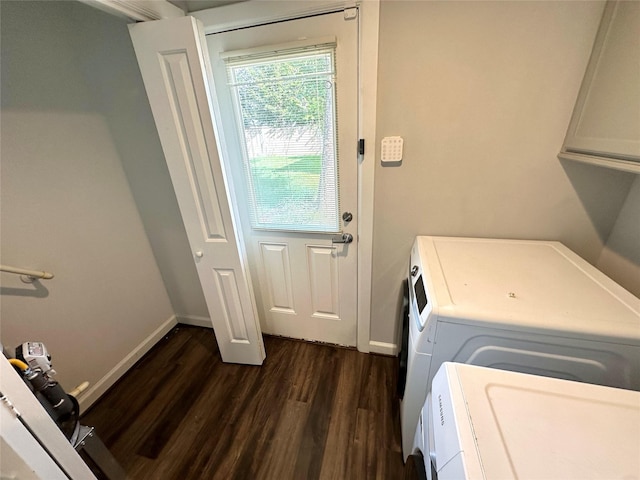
[397,279,410,399]
[404,452,428,480]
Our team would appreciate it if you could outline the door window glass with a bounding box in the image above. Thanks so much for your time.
[226,44,339,233]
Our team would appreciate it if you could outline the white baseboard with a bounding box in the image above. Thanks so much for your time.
[77,315,178,411]
[368,340,398,356]
[176,314,212,328]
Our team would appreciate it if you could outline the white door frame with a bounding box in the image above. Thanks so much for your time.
[77,0,184,22]
[193,0,381,354]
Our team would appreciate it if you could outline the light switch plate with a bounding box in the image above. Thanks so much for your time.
[381,136,403,163]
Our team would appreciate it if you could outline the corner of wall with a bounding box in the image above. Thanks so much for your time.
[77,315,178,411]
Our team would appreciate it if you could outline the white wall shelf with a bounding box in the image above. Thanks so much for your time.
[559,151,640,174]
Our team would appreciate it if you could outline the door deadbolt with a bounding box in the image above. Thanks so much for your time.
[342,212,353,222]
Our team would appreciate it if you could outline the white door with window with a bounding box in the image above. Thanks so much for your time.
[206,11,358,346]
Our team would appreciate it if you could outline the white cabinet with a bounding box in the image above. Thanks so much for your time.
[559,0,640,173]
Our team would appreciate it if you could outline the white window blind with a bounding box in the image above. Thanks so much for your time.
[225,40,340,233]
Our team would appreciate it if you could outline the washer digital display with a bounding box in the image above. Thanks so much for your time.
[414,275,428,314]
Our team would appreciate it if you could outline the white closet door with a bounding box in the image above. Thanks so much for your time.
[129,16,265,365]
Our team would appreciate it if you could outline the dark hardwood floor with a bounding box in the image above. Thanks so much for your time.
[81,326,408,479]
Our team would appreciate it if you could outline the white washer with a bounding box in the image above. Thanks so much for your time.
[414,362,640,479]
[398,236,640,460]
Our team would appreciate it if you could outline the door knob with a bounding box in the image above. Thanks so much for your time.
[332,233,353,244]
[195,251,204,258]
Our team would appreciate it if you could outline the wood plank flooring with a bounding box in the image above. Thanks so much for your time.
[81,326,408,479]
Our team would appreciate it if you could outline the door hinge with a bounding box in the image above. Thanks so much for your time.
[344,7,358,21]
[358,139,365,156]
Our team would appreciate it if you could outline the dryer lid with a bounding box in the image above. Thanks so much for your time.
[432,363,640,480]
[417,236,640,342]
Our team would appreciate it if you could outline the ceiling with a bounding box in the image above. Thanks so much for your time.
[168,0,247,13]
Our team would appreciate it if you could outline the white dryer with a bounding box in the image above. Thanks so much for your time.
[412,362,640,479]
[398,236,640,460]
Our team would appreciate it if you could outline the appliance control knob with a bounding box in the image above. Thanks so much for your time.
[410,265,419,277]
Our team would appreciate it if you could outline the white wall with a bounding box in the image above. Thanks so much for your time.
[370,1,636,345]
[0,1,185,405]
[597,176,640,297]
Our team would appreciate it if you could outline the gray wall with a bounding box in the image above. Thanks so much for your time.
[0,1,205,398]
[72,3,209,320]
[597,176,640,297]
[370,0,637,345]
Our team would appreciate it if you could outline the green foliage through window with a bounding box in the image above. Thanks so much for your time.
[231,53,333,132]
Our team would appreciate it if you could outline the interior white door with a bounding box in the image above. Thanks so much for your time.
[129,17,265,365]
[206,10,358,346]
